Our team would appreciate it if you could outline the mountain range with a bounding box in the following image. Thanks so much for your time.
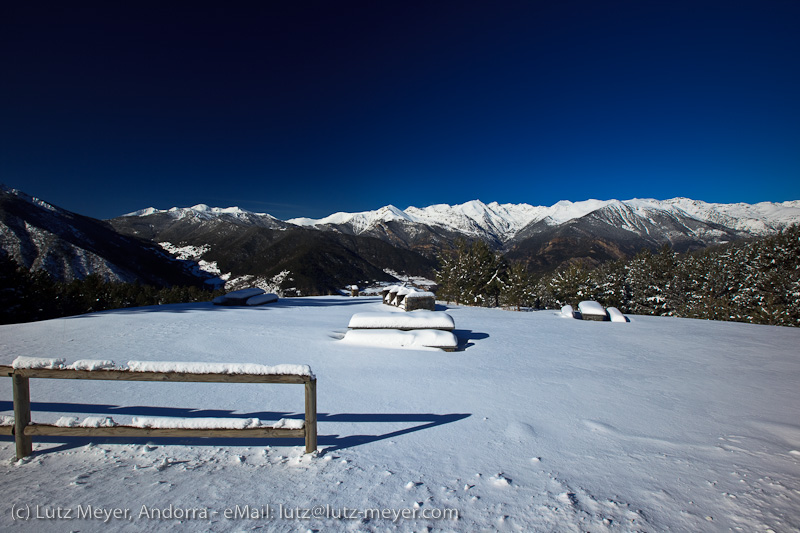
[3,184,800,296]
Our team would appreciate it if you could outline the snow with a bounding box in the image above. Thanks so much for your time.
[578,300,608,317]
[68,359,117,371]
[245,293,278,306]
[54,416,117,428]
[52,416,304,430]
[221,287,264,300]
[341,329,459,350]
[12,356,66,369]
[279,197,800,243]
[213,288,279,306]
[348,311,455,330]
[131,417,301,430]
[560,304,576,318]
[126,360,313,378]
[1,296,799,532]
[403,291,435,299]
[607,307,628,323]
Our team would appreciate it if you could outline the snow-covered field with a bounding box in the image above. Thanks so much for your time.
[1,297,799,532]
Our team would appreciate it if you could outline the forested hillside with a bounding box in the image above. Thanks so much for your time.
[0,254,222,325]
[435,225,800,327]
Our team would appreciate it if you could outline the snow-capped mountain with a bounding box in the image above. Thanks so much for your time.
[114,195,800,278]
[289,197,800,243]
[124,204,289,230]
[6,185,799,297]
[0,186,215,286]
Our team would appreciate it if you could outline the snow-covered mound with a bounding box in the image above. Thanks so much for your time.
[348,311,455,330]
[578,300,609,320]
[1,296,799,532]
[341,329,459,351]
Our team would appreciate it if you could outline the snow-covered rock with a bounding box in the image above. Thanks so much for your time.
[607,307,628,323]
[561,305,577,318]
[213,287,265,306]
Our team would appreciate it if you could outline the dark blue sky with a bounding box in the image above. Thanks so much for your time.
[2,1,799,220]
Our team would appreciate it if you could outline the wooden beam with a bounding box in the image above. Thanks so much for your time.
[11,368,311,384]
[13,374,32,459]
[24,425,305,439]
[2,363,318,455]
[305,379,318,453]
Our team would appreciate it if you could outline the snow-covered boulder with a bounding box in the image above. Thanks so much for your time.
[607,307,628,323]
[341,329,458,351]
[578,301,608,321]
[348,311,455,331]
[245,293,278,306]
[213,288,265,306]
[561,305,578,319]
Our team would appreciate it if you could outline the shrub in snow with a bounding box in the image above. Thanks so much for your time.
[561,305,577,319]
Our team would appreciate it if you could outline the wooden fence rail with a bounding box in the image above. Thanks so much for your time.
[0,363,317,460]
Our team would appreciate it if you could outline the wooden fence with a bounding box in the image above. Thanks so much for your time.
[0,364,317,460]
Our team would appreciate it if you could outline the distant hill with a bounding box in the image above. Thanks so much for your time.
[109,206,437,296]
[0,186,209,287]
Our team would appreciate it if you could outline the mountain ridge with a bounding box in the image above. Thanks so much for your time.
[5,184,800,298]
[128,197,800,244]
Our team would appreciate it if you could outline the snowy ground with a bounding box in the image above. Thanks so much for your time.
[1,296,799,532]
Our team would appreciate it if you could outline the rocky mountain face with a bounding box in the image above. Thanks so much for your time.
[287,198,800,271]
[0,186,210,287]
[112,197,800,286]
[4,185,799,297]
[109,206,437,296]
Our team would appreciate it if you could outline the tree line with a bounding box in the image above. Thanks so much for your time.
[435,225,800,327]
[0,254,223,325]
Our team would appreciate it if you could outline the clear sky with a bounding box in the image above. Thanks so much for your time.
[2,1,799,220]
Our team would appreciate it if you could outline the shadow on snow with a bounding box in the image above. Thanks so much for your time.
[62,296,382,318]
[0,400,470,455]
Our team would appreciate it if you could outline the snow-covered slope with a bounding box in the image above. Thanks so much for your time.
[1,298,799,532]
[123,204,287,229]
[0,186,212,286]
[287,198,800,243]
[123,197,800,245]
[664,197,800,235]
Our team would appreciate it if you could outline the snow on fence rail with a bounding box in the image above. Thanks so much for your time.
[1,357,317,460]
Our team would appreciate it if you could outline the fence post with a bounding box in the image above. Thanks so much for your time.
[13,374,32,459]
[305,379,317,453]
